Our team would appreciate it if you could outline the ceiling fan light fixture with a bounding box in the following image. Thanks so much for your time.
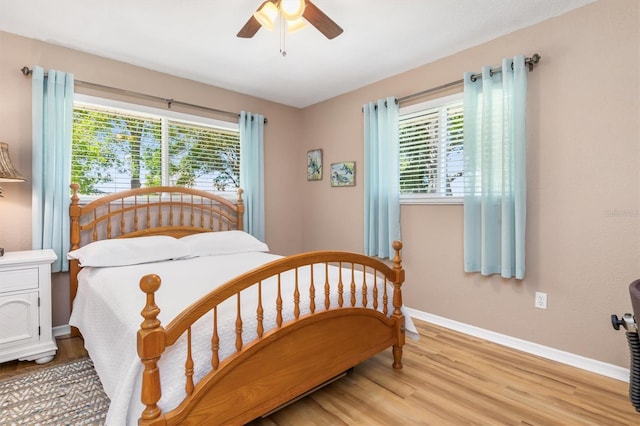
[253,1,278,31]
[280,0,306,21]
[286,17,307,33]
[237,0,342,40]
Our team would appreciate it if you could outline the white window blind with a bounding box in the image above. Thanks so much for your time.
[167,121,240,190]
[399,93,464,203]
[71,99,240,196]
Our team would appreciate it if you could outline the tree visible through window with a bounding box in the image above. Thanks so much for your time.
[71,101,240,195]
[399,93,464,203]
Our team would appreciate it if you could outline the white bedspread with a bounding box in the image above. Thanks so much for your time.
[69,251,417,425]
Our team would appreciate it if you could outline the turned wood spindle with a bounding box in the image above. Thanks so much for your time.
[137,274,165,422]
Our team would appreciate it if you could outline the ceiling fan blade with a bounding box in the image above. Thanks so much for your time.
[237,15,261,38]
[237,1,278,38]
[303,0,343,39]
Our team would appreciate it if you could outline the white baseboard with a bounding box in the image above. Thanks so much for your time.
[53,314,631,383]
[52,324,71,338]
[406,308,630,383]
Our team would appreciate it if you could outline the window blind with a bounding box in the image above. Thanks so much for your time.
[399,97,464,198]
[72,103,240,195]
[167,121,240,191]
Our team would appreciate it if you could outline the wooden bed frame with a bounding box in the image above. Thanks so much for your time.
[69,184,406,425]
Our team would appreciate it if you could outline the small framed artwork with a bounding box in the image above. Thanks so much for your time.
[307,149,322,181]
[330,161,355,187]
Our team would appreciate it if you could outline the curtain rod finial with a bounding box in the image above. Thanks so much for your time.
[528,54,541,72]
[21,66,32,77]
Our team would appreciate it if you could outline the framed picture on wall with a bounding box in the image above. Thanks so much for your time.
[307,149,322,181]
[330,161,355,187]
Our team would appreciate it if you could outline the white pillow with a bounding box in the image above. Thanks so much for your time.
[180,230,269,257]
[67,235,191,267]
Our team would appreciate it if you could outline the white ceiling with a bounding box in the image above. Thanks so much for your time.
[0,0,595,108]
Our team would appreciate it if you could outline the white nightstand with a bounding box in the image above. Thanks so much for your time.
[0,249,58,364]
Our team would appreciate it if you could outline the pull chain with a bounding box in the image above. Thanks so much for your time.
[279,16,287,57]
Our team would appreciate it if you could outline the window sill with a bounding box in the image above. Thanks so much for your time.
[400,195,463,205]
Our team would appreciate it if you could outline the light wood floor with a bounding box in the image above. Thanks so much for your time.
[256,320,640,425]
[0,335,88,378]
[1,320,638,425]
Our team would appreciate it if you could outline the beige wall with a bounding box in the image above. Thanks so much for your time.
[0,30,303,326]
[300,0,639,367]
[0,0,638,369]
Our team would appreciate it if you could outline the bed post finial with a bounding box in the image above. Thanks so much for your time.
[392,241,404,283]
[70,182,80,202]
[138,274,166,423]
[140,274,162,329]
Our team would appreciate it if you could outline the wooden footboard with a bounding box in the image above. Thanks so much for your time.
[137,242,405,425]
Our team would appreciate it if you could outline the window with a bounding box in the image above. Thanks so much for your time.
[399,93,464,204]
[71,95,240,197]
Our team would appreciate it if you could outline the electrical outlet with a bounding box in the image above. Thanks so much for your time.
[535,292,547,309]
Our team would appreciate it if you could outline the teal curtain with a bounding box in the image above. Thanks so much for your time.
[463,56,527,279]
[31,67,74,273]
[363,97,401,259]
[239,111,265,242]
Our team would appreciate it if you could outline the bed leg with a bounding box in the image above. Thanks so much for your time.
[139,359,162,421]
[392,344,403,369]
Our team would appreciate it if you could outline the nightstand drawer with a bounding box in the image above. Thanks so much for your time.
[0,267,39,293]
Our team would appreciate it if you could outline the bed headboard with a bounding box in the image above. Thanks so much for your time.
[68,183,245,334]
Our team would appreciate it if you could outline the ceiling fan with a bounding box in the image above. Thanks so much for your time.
[237,0,343,40]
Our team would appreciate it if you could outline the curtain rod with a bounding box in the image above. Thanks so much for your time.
[398,53,541,104]
[20,66,267,124]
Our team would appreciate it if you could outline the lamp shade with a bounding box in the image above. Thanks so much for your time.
[253,1,279,31]
[280,0,306,21]
[0,142,25,182]
[287,17,307,33]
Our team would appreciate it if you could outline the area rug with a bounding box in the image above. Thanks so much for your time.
[0,358,109,425]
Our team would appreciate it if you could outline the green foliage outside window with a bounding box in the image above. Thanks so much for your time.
[71,105,240,195]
